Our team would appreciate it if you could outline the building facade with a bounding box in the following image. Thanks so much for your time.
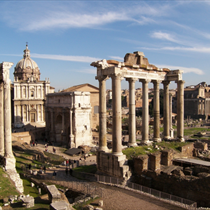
[13,44,54,127]
[183,82,210,119]
[45,91,92,148]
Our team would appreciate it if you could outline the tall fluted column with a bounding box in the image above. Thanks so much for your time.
[169,93,174,138]
[126,78,137,147]
[0,82,4,156]
[140,79,151,144]
[98,76,108,151]
[152,80,161,142]
[69,109,75,148]
[163,81,170,139]
[112,74,123,155]
[2,62,15,170]
[176,80,185,142]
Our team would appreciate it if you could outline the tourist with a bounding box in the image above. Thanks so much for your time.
[53,171,56,176]
[43,165,46,173]
[65,167,68,175]
[28,164,31,170]
[70,168,73,176]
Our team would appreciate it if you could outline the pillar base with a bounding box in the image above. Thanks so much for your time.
[127,142,138,147]
[153,137,162,142]
[142,140,152,145]
[98,146,109,152]
[5,156,16,170]
[177,137,185,142]
[163,136,171,140]
[112,152,123,156]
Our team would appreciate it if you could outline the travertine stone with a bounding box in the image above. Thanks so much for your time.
[126,78,137,147]
[152,80,161,142]
[176,80,185,142]
[0,83,4,156]
[163,81,170,139]
[112,74,123,155]
[99,76,108,151]
[47,185,61,203]
[140,79,151,144]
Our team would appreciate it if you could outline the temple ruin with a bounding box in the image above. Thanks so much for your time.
[91,51,184,179]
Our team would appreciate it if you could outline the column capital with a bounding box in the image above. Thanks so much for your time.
[162,80,170,86]
[110,73,124,81]
[126,77,138,83]
[175,80,185,85]
[96,75,109,82]
[139,78,151,84]
[152,80,162,85]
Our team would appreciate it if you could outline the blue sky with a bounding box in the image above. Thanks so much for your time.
[1,0,210,91]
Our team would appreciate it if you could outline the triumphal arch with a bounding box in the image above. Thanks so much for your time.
[91,51,184,179]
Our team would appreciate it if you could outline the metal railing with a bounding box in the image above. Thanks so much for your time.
[96,175,197,210]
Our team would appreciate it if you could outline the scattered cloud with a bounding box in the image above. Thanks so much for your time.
[0,2,172,32]
[109,56,124,61]
[157,64,204,75]
[150,31,179,43]
[0,53,101,63]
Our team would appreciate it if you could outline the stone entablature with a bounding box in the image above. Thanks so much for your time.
[45,91,92,148]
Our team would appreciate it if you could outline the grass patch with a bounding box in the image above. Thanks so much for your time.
[43,152,65,165]
[184,127,210,137]
[123,141,191,159]
[73,165,97,174]
[0,167,19,201]
[73,197,99,210]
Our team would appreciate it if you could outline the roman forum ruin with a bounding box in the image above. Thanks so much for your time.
[0,62,23,193]
[91,51,184,179]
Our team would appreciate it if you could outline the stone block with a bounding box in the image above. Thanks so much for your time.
[148,152,161,171]
[98,200,103,207]
[22,196,34,208]
[47,185,61,203]
[50,200,72,210]
[161,150,173,166]
[134,155,148,175]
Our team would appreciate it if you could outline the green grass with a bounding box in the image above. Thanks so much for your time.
[123,141,191,160]
[0,167,19,201]
[184,127,210,137]
[73,165,97,174]
[43,152,65,165]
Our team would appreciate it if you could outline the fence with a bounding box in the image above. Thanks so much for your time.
[96,175,197,210]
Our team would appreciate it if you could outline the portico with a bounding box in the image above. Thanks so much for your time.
[91,51,184,179]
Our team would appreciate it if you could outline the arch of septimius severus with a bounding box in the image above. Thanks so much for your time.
[91,51,184,179]
[0,62,23,193]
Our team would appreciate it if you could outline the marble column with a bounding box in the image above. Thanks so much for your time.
[21,105,24,123]
[2,62,15,169]
[152,80,161,142]
[26,105,29,122]
[41,104,43,121]
[126,78,137,147]
[69,109,75,148]
[176,80,185,142]
[163,81,170,140]
[0,82,4,156]
[98,76,108,151]
[169,93,174,138]
[140,79,151,144]
[112,74,123,155]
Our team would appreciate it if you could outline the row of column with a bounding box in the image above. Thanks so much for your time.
[98,74,185,155]
[14,104,44,123]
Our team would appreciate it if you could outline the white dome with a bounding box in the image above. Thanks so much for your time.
[16,57,39,70]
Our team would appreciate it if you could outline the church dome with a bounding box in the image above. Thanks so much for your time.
[14,44,41,81]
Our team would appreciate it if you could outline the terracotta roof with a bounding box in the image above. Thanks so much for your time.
[61,83,99,92]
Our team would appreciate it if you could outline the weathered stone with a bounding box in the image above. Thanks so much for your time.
[47,185,61,203]
[31,182,35,187]
[21,196,34,208]
[98,200,103,207]
[3,197,8,203]
[82,205,94,210]
[50,200,72,210]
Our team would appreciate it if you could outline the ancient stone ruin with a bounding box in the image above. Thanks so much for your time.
[0,62,23,193]
[91,51,184,180]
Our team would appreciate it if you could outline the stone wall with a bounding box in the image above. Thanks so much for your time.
[174,143,194,158]
[133,155,148,175]
[161,149,173,166]
[134,170,210,207]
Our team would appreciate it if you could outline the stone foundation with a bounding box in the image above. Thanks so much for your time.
[161,150,173,166]
[97,151,130,180]
[133,155,148,175]
[148,152,161,171]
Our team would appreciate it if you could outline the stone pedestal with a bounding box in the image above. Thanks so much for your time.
[148,152,161,171]
[134,155,148,175]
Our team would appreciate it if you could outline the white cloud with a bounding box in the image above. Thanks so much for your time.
[0,53,101,63]
[0,2,172,32]
[157,64,204,75]
[109,56,124,61]
[151,31,177,43]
